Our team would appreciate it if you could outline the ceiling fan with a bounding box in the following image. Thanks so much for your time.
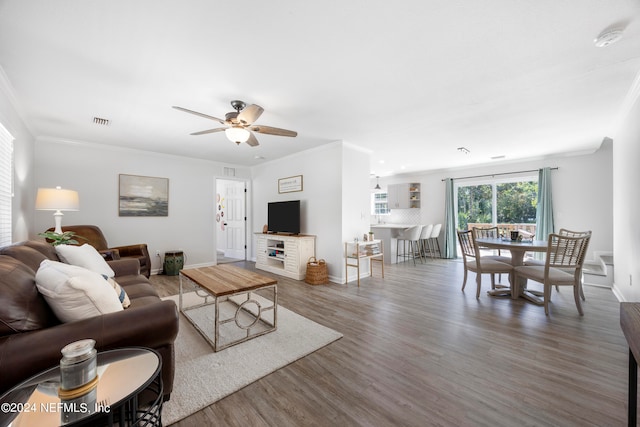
[172,100,297,146]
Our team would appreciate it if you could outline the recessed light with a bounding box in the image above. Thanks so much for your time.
[254,155,265,160]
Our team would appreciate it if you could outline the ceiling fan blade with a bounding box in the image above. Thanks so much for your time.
[238,104,264,125]
[245,132,260,147]
[190,128,226,136]
[249,125,297,137]
[172,106,225,124]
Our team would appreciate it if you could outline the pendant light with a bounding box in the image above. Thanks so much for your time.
[374,176,381,190]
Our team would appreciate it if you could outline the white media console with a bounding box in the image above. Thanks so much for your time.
[255,233,316,280]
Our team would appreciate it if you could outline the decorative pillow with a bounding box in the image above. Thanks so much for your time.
[55,244,115,278]
[35,260,123,323]
[103,275,131,308]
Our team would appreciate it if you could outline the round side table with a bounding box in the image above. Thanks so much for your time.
[0,347,163,426]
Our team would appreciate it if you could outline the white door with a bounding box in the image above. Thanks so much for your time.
[216,179,246,260]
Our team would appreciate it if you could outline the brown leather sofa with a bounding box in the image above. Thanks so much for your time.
[0,240,178,400]
[46,225,151,278]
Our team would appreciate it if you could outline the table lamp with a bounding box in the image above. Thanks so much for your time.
[35,186,80,234]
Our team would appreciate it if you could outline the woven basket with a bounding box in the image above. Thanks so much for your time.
[305,257,329,285]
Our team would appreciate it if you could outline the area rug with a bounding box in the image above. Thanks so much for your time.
[161,292,343,425]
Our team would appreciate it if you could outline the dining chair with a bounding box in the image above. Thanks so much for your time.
[457,229,513,298]
[513,231,591,315]
[472,226,512,285]
[524,228,591,301]
[396,225,423,265]
[557,228,592,301]
[472,226,511,263]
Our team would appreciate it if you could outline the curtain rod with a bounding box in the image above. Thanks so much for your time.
[441,167,558,182]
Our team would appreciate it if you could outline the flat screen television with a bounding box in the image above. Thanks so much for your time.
[268,200,301,235]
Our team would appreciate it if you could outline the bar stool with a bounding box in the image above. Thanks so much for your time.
[428,223,442,258]
[396,225,423,265]
[419,224,433,260]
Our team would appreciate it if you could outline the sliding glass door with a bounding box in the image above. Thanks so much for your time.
[456,176,538,237]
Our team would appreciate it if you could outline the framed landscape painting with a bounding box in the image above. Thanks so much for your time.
[119,174,169,216]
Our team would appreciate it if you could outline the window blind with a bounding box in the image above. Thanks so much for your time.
[0,122,13,247]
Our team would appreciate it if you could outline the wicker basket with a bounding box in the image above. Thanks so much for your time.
[305,257,329,285]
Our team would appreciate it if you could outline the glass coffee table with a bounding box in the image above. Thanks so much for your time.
[0,347,162,426]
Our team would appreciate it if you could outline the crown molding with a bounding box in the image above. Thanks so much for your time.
[615,67,640,131]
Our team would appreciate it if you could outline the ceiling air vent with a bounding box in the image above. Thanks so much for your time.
[92,117,110,126]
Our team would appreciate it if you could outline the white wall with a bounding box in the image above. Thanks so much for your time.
[251,141,371,282]
[342,143,373,282]
[251,142,343,279]
[613,86,640,302]
[29,135,373,283]
[375,142,614,262]
[0,70,35,242]
[34,137,250,272]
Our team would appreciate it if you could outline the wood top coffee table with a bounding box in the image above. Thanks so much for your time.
[179,265,278,352]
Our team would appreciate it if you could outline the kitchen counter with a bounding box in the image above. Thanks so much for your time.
[369,224,416,264]
[370,223,415,230]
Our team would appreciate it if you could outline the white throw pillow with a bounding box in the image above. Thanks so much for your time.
[55,244,115,278]
[105,276,131,308]
[35,260,123,323]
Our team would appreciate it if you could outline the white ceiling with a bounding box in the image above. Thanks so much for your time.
[1,0,639,176]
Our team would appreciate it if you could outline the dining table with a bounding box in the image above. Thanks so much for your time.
[474,237,548,304]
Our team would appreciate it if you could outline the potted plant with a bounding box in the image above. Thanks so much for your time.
[38,231,84,246]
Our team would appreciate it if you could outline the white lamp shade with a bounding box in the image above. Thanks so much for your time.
[225,127,250,143]
[35,187,80,211]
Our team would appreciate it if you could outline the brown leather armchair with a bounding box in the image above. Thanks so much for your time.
[46,225,151,278]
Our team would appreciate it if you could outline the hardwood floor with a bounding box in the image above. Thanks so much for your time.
[151,259,630,426]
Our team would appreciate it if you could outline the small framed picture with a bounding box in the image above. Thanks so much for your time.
[278,175,303,193]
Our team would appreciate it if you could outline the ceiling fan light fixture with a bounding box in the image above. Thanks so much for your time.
[225,127,250,144]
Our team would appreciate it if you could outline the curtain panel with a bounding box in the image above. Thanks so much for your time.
[535,167,555,240]
[443,178,457,259]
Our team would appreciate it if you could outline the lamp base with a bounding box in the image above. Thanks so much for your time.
[53,210,64,234]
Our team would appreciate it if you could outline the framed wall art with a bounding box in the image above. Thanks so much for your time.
[278,175,303,193]
[119,174,169,217]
